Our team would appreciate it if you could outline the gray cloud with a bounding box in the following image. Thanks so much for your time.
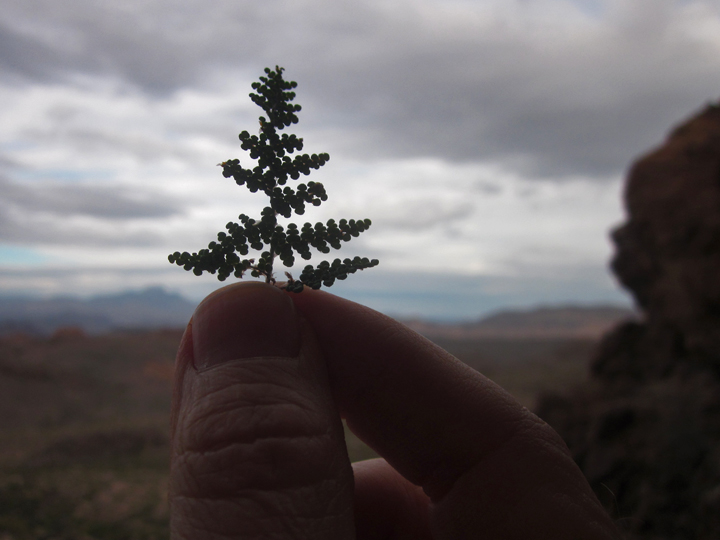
[0,208,166,247]
[474,181,503,196]
[0,19,63,81]
[0,174,180,219]
[2,0,719,180]
[300,2,720,178]
[0,173,182,246]
[375,197,475,230]
[0,0,266,92]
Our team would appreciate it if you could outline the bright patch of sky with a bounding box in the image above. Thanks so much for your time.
[0,246,47,266]
[572,0,606,17]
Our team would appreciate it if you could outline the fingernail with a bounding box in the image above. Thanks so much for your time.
[192,282,301,370]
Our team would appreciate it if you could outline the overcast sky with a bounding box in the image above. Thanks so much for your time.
[1,0,720,319]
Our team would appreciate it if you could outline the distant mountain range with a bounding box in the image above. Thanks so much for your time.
[0,287,196,335]
[0,287,636,339]
[403,305,638,339]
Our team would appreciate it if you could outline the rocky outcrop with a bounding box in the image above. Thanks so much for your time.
[602,103,720,381]
[537,103,720,539]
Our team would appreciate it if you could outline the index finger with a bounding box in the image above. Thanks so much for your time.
[288,288,620,539]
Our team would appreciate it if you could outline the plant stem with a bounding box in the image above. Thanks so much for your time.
[266,247,275,284]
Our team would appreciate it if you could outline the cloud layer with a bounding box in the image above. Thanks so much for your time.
[2,0,718,314]
[3,0,719,177]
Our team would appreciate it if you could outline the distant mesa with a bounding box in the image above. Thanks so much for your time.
[404,305,637,340]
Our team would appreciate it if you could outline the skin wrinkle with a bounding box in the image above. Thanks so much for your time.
[178,355,332,455]
[179,410,332,468]
[176,423,341,494]
[194,354,300,375]
[178,438,335,484]
[173,438,352,532]
[179,433,329,462]
[193,381,321,415]
[182,392,324,452]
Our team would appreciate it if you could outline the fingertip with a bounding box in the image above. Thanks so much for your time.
[192,282,301,369]
[353,459,433,540]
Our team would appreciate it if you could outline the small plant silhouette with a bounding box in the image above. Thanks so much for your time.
[168,66,378,292]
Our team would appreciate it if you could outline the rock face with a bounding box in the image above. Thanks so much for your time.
[607,103,720,379]
[537,103,720,539]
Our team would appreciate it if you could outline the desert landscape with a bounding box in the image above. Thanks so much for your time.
[0,310,619,540]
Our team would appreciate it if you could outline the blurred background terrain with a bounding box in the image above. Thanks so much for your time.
[0,305,631,540]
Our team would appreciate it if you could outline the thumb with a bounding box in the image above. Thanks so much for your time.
[169,282,355,539]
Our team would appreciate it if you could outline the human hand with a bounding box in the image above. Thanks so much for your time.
[169,282,620,539]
